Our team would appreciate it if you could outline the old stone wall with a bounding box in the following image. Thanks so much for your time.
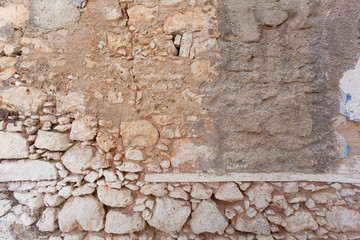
[0,0,360,239]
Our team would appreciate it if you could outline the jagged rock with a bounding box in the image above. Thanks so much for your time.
[233,213,270,235]
[96,130,117,152]
[256,8,288,27]
[169,187,189,200]
[0,3,29,28]
[57,92,87,113]
[107,32,131,53]
[58,196,105,232]
[117,162,143,172]
[0,132,29,159]
[190,200,228,234]
[0,86,46,112]
[61,143,110,174]
[44,193,65,207]
[325,206,360,232]
[120,120,159,147]
[161,125,182,138]
[72,184,95,196]
[246,183,273,212]
[148,197,191,233]
[0,160,57,182]
[35,130,71,151]
[127,5,157,25]
[284,210,318,233]
[215,182,243,202]
[190,183,213,199]
[0,199,12,217]
[97,186,133,207]
[311,192,340,204]
[105,210,145,234]
[37,208,58,232]
[70,116,97,141]
[140,183,168,197]
[13,190,44,215]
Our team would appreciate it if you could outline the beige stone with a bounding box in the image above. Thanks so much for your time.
[284,211,318,233]
[0,160,57,182]
[107,32,132,53]
[70,116,97,141]
[256,8,288,27]
[97,186,133,207]
[127,5,157,25]
[96,130,117,152]
[0,4,29,28]
[148,197,191,233]
[120,120,159,147]
[61,144,110,174]
[325,206,360,232]
[0,57,16,81]
[190,200,228,234]
[125,149,144,161]
[58,196,105,232]
[215,182,243,202]
[117,162,143,172]
[57,92,87,113]
[163,8,215,34]
[140,183,168,197]
[0,132,28,159]
[233,213,270,235]
[246,183,273,212]
[35,130,71,151]
[152,115,173,126]
[190,183,213,199]
[191,60,217,82]
[37,208,58,232]
[105,210,145,234]
[0,86,46,112]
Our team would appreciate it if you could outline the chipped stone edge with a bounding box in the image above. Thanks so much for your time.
[145,172,360,183]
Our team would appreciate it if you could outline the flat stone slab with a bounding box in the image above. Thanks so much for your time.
[0,160,57,182]
[145,172,360,184]
[0,132,29,159]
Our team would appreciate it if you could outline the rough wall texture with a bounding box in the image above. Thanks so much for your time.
[0,0,360,239]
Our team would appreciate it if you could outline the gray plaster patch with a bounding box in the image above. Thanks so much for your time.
[28,0,80,32]
[196,0,360,173]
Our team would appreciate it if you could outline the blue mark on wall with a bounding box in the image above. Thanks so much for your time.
[345,93,352,104]
[344,144,353,157]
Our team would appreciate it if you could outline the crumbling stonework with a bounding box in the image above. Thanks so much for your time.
[0,0,360,239]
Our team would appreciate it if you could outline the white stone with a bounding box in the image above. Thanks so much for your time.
[44,193,64,207]
[61,144,110,174]
[35,130,71,151]
[140,183,168,197]
[325,206,360,232]
[58,186,73,199]
[311,192,340,204]
[170,187,189,200]
[215,182,243,202]
[84,171,99,183]
[72,184,95,196]
[13,190,44,215]
[284,211,318,233]
[125,149,144,161]
[0,199,12,217]
[70,116,97,141]
[179,33,192,58]
[148,197,191,233]
[20,212,37,226]
[120,120,159,147]
[246,183,273,212]
[190,183,213,199]
[105,210,145,234]
[57,92,87,113]
[37,207,57,232]
[0,87,46,112]
[117,162,143,172]
[0,160,57,182]
[283,182,299,193]
[97,186,133,207]
[96,130,117,152]
[233,213,270,235]
[58,196,105,232]
[0,132,29,159]
[190,200,228,234]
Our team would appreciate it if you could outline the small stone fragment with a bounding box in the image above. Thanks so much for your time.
[37,207,58,232]
[117,162,143,172]
[70,117,97,141]
[125,149,144,161]
[96,130,117,152]
[190,183,213,199]
[120,120,159,147]
[97,186,133,207]
[140,183,168,197]
[233,213,270,235]
[35,130,71,151]
[284,211,318,233]
[215,182,243,202]
[179,33,192,58]
[246,183,274,212]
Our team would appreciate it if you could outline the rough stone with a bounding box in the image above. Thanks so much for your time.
[70,117,97,141]
[125,149,144,161]
[190,183,213,199]
[256,8,288,27]
[29,0,80,32]
[105,210,145,234]
[127,5,157,25]
[13,190,44,215]
[0,57,16,81]
[117,162,143,173]
[190,200,228,234]
[140,183,168,197]
[0,199,12,217]
[284,211,318,233]
[191,60,217,82]
[325,206,360,232]
[0,132,29,159]
[107,32,132,53]
[0,87,46,112]
[148,197,191,233]
[246,183,273,212]
[311,192,340,204]
[61,144,110,174]
[57,92,87,113]
[233,213,270,235]
[120,120,159,147]
[215,182,243,202]
[161,125,182,139]
[37,208,58,232]
[58,196,105,232]
[169,187,189,200]
[96,130,117,152]
[97,186,133,207]
[0,160,57,182]
[35,130,71,151]
[0,4,29,28]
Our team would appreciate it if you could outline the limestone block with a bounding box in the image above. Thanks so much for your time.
[35,130,71,151]
[105,210,145,234]
[97,186,133,207]
[0,132,29,159]
[0,87,46,112]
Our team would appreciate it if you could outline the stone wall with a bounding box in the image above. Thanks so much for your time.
[1,0,360,239]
